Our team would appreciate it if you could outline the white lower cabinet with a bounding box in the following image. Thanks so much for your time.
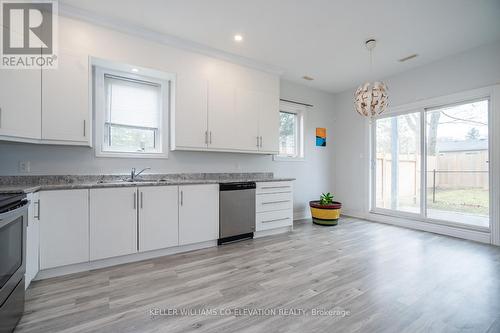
[90,187,138,261]
[256,209,293,231]
[25,192,40,288]
[255,182,294,232]
[179,184,219,245]
[138,186,179,252]
[39,189,89,270]
[37,184,221,273]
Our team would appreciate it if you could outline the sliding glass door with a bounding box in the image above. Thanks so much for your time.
[372,99,490,228]
[425,100,489,227]
[374,112,421,213]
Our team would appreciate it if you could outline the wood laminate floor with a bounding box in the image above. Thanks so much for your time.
[17,218,500,333]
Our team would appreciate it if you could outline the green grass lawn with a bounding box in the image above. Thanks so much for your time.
[427,188,489,215]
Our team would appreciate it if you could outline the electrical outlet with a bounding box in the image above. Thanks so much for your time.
[19,161,31,173]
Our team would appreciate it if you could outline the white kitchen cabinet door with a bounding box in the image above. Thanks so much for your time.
[39,189,89,270]
[42,48,90,144]
[90,188,138,261]
[0,68,41,140]
[138,186,179,252]
[258,91,280,153]
[179,184,219,245]
[235,88,261,151]
[207,81,236,150]
[25,192,40,288]
[173,76,208,149]
[208,82,261,151]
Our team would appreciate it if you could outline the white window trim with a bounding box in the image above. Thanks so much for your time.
[366,85,500,245]
[93,58,174,159]
[274,100,306,162]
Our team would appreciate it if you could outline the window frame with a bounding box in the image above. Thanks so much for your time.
[94,63,173,159]
[369,90,493,233]
[274,101,306,161]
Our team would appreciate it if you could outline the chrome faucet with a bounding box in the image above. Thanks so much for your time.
[130,167,151,181]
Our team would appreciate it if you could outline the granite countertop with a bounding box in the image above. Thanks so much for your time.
[0,173,295,194]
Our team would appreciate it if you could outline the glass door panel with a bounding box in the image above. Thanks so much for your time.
[425,99,489,227]
[375,112,421,213]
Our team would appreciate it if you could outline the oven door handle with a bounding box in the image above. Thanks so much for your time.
[0,203,29,226]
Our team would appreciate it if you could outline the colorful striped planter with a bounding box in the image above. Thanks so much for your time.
[309,201,342,226]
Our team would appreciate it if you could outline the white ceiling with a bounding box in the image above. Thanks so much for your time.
[60,0,500,93]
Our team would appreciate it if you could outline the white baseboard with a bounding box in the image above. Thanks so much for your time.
[341,210,492,245]
[293,208,310,221]
[35,240,217,280]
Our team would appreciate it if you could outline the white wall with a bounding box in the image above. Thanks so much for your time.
[332,41,500,215]
[0,17,336,218]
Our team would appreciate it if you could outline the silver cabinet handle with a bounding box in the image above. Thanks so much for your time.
[133,191,137,209]
[34,199,40,220]
[261,186,291,190]
[262,217,290,223]
[260,136,263,148]
[209,131,212,144]
[262,200,290,205]
[205,130,208,144]
[140,191,143,209]
[256,136,260,148]
[83,120,86,137]
[180,190,183,206]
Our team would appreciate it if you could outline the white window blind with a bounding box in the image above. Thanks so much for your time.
[105,75,161,129]
[102,74,162,153]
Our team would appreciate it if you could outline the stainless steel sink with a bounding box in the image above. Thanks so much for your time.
[121,178,154,183]
[96,178,168,184]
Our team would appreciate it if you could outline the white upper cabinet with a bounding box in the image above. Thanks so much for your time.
[173,76,208,149]
[138,186,179,252]
[0,47,90,145]
[0,68,41,140]
[90,188,138,261]
[179,184,219,245]
[42,48,90,145]
[171,62,279,154]
[233,88,261,151]
[207,80,237,150]
[258,91,280,153]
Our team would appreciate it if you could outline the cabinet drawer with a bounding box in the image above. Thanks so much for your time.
[256,192,293,213]
[256,181,293,194]
[256,210,293,231]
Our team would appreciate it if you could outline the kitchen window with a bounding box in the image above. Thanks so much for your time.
[94,63,171,158]
[275,101,305,161]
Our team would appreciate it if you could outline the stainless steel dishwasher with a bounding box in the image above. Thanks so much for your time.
[218,182,256,245]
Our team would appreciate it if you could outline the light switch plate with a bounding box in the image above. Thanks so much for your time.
[19,161,31,173]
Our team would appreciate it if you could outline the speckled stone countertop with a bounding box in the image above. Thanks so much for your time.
[0,173,295,194]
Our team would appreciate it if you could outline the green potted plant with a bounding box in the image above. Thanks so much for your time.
[309,193,342,226]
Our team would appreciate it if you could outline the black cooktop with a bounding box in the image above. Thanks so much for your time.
[0,193,27,212]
